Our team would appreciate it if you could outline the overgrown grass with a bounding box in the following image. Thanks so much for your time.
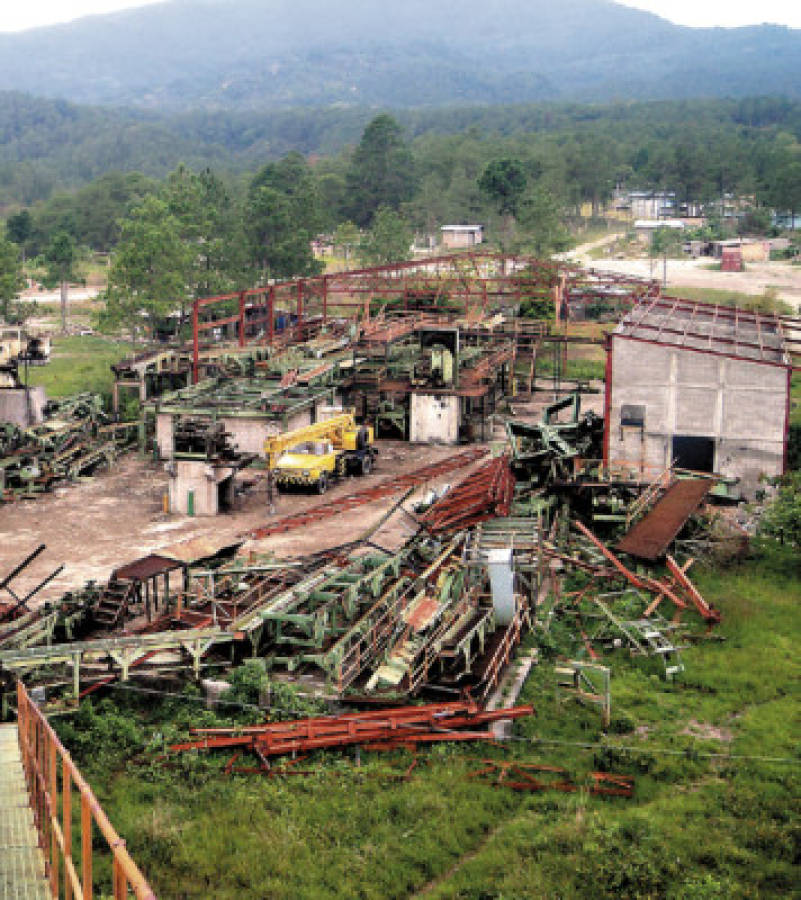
[25,335,128,399]
[53,542,800,899]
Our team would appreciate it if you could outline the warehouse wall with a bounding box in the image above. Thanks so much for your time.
[409,394,460,444]
[0,387,46,427]
[168,460,236,516]
[607,336,787,495]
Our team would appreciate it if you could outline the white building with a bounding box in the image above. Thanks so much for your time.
[440,225,483,250]
[605,298,800,496]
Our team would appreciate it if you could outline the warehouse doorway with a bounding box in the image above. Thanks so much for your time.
[672,436,715,473]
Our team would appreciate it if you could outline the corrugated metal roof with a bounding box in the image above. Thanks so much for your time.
[114,554,183,582]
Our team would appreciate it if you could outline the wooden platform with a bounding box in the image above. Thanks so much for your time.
[0,725,50,900]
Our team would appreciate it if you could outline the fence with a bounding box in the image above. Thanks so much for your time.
[16,680,156,899]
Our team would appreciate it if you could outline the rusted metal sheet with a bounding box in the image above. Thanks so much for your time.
[616,478,712,560]
[404,596,441,631]
[113,554,182,582]
[159,537,243,564]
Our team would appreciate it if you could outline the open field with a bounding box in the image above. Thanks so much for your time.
[572,255,801,310]
[24,334,129,398]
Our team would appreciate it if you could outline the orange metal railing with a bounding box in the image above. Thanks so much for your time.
[16,681,157,900]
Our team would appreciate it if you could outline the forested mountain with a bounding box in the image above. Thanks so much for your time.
[3,92,801,211]
[0,0,799,111]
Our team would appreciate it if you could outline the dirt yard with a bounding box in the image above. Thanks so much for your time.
[0,440,491,603]
[570,254,801,309]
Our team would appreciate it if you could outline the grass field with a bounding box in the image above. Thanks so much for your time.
[25,335,129,399]
[54,541,800,899]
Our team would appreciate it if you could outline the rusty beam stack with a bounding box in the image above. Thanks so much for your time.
[420,455,514,535]
[169,701,534,765]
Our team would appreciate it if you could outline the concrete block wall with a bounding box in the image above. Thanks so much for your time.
[409,394,460,444]
[608,336,787,495]
[0,387,46,427]
[168,459,235,516]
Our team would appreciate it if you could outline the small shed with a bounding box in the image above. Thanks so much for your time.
[721,247,742,272]
[604,298,800,496]
[440,225,483,250]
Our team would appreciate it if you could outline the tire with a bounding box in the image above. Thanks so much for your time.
[360,454,373,476]
[316,474,328,494]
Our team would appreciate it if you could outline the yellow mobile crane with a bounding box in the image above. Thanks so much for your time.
[264,411,377,494]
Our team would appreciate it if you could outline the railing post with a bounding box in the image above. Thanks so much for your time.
[64,763,73,900]
[82,793,92,900]
[50,737,59,897]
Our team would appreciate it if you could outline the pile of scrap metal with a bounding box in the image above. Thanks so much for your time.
[419,455,515,535]
[0,393,137,502]
[168,700,534,772]
[172,418,244,463]
[0,530,532,712]
[534,520,721,679]
[506,392,604,488]
[225,533,529,700]
[0,327,50,387]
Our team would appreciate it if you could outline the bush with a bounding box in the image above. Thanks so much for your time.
[759,473,801,547]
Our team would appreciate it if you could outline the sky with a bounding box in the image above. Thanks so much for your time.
[0,0,800,32]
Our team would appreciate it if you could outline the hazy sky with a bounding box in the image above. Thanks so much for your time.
[618,1,801,28]
[0,0,800,33]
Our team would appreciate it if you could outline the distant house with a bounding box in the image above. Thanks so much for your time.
[629,191,676,220]
[440,225,483,250]
[711,239,770,263]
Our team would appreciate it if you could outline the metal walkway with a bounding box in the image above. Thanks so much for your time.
[616,477,712,560]
[0,724,50,900]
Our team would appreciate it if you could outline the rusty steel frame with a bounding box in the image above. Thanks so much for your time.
[476,601,528,702]
[555,521,720,627]
[190,253,656,382]
[466,759,634,797]
[16,681,156,899]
